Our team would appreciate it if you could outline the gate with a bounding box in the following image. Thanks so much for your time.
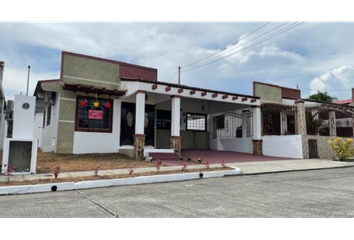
[213,112,252,139]
[308,139,319,158]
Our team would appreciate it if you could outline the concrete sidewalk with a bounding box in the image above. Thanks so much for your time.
[1,159,354,183]
[231,159,354,174]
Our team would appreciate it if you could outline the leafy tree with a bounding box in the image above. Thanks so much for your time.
[308,91,337,103]
[306,111,323,135]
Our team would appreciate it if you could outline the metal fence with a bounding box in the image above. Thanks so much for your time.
[261,103,296,136]
[305,104,353,137]
[212,111,253,139]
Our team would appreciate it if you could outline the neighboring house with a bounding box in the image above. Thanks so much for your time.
[333,88,354,106]
[0,62,6,150]
[34,51,262,159]
[253,81,354,159]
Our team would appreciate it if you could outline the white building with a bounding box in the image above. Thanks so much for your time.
[34,51,262,160]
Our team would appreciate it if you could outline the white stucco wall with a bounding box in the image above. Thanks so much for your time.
[41,92,60,152]
[156,97,209,131]
[210,137,253,154]
[262,135,303,159]
[13,95,36,139]
[34,112,44,148]
[73,99,121,154]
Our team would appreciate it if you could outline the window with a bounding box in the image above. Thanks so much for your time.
[75,96,113,132]
[156,110,171,129]
[186,113,207,131]
[46,106,51,126]
[43,110,46,128]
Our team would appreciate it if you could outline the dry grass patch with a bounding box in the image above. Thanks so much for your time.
[0,167,233,187]
[35,152,156,173]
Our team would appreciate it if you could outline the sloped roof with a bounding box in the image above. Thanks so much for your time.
[334,99,353,105]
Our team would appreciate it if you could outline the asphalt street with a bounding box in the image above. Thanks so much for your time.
[1,167,354,217]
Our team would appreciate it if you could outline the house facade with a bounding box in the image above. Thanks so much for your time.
[34,51,262,159]
[253,81,354,159]
[333,88,354,106]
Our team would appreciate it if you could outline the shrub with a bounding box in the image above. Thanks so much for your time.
[181,163,187,172]
[328,137,354,161]
[3,164,15,183]
[54,166,60,179]
[155,159,162,171]
[93,167,99,177]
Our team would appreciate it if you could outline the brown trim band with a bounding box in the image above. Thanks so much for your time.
[171,136,182,139]
[171,95,182,99]
[252,139,263,142]
[135,90,147,95]
[134,134,146,137]
[63,83,126,96]
[121,78,260,99]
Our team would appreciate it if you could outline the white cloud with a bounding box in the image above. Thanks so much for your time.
[1,22,354,100]
[309,65,354,96]
[2,67,59,100]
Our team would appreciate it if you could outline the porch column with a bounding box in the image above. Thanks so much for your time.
[329,111,337,136]
[295,99,307,136]
[242,110,249,138]
[252,106,262,155]
[170,96,181,156]
[134,91,146,160]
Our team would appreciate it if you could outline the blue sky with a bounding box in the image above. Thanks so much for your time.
[1,22,354,100]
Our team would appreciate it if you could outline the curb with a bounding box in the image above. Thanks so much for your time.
[0,167,241,196]
[234,164,354,177]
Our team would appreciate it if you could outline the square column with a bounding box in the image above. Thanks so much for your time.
[242,110,249,138]
[295,99,307,135]
[329,111,337,136]
[170,96,181,156]
[134,91,146,160]
[252,106,262,155]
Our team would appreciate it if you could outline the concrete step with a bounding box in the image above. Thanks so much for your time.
[149,153,179,161]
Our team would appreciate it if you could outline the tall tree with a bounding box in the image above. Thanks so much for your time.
[308,91,337,103]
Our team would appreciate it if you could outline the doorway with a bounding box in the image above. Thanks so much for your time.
[120,102,155,146]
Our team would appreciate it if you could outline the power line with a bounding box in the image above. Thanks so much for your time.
[182,22,304,73]
[182,22,300,72]
[168,72,178,83]
[181,21,272,69]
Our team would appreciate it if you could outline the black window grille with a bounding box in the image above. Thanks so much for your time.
[43,110,46,128]
[186,113,207,131]
[76,97,113,132]
[156,110,171,129]
[216,115,225,129]
[46,106,51,126]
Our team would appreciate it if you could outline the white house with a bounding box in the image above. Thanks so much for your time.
[34,51,262,160]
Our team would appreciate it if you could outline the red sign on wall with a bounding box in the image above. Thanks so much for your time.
[88,110,103,120]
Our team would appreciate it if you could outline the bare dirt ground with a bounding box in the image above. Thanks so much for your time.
[1,151,157,174]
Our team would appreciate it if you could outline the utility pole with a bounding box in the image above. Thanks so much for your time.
[26,65,31,96]
[178,66,181,85]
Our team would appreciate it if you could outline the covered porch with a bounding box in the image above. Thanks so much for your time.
[119,78,262,160]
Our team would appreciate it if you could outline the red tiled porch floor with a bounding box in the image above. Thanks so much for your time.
[150,149,294,166]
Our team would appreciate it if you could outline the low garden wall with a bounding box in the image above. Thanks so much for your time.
[302,135,338,159]
[262,135,303,159]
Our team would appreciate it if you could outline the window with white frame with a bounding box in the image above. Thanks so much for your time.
[186,113,207,131]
